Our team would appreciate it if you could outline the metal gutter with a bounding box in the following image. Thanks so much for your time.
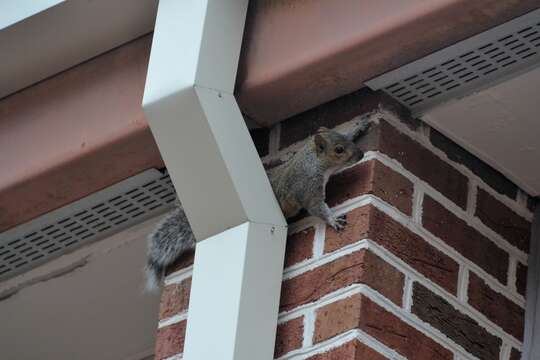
[0,37,163,232]
[0,0,157,99]
[236,0,540,126]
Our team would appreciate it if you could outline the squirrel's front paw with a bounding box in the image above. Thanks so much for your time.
[329,214,347,231]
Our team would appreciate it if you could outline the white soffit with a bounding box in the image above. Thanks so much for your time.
[423,66,540,196]
[0,216,161,360]
[0,169,176,282]
[0,0,158,99]
[0,0,64,29]
[366,8,540,115]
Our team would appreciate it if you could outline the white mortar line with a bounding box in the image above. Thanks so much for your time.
[402,277,414,312]
[164,354,183,360]
[467,178,478,216]
[507,256,518,293]
[164,266,193,286]
[412,184,425,224]
[500,342,512,360]
[288,217,319,235]
[278,284,365,322]
[302,309,315,348]
[457,266,470,303]
[158,311,188,329]
[277,328,407,360]
[312,223,326,259]
[283,239,370,280]
[351,330,408,360]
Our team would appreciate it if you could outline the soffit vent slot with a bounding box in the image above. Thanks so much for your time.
[0,169,177,282]
[366,9,540,115]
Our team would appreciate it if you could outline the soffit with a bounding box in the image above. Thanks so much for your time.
[423,66,540,196]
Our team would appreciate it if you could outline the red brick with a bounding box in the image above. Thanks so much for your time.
[468,272,525,340]
[314,294,452,360]
[155,321,187,360]
[327,160,413,215]
[325,205,459,294]
[516,262,528,297]
[280,250,404,312]
[159,277,192,320]
[166,250,195,275]
[373,120,469,209]
[285,227,314,268]
[278,89,392,149]
[324,205,370,254]
[422,195,509,285]
[274,317,304,358]
[305,340,388,360]
[475,188,531,252]
[412,282,501,360]
[429,128,518,200]
[510,348,521,360]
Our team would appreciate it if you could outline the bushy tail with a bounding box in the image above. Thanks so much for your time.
[145,259,163,292]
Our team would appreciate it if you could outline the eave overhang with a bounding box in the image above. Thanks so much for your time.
[1,0,539,231]
[236,0,540,126]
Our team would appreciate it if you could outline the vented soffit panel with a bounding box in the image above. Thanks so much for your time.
[0,169,176,282]
[366,8,540,115]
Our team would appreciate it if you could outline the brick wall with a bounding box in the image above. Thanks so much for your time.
[154,91,534,360]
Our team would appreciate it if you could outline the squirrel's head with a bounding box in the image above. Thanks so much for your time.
[313,126,366,169]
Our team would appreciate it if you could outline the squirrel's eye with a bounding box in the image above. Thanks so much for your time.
[335,145,345,154]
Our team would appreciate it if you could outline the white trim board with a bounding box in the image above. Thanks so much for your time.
[523,205,540,359]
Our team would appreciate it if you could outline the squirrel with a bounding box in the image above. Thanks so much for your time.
[145,117,371,291]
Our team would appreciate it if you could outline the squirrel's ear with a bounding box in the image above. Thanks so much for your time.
[317,127,329,133]
[314,134,327,155]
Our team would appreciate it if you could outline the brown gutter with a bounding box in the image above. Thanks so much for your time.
[236,0,540,126]
[0,37,163,231]
[2,0,539,230]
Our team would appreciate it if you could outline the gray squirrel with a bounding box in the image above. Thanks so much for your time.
[145,117,371,291]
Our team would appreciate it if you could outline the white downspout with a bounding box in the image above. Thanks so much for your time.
[142,1,287,359]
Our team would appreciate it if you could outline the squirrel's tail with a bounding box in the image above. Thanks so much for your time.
[145,259,163,292]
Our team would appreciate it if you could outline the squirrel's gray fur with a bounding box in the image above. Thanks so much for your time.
[145,117,371,291]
